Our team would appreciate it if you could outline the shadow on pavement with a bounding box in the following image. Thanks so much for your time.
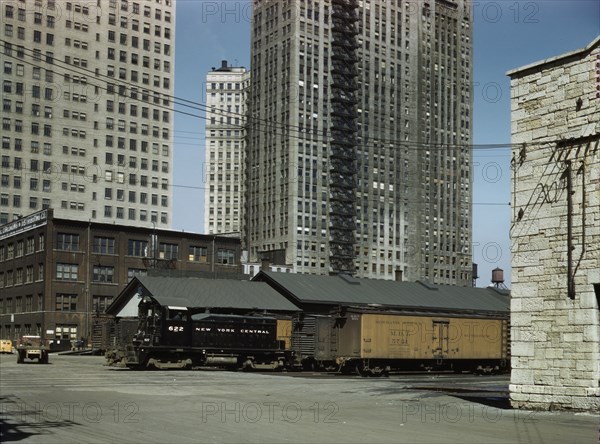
[0,395,76,442]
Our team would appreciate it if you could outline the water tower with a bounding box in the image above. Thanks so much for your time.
[491,267,508,289]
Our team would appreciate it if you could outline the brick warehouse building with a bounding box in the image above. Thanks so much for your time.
[0,209,242,349]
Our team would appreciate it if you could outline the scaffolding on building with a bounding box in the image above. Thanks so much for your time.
[329,0,359,274]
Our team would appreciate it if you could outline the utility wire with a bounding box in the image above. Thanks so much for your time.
[0,39,566,153]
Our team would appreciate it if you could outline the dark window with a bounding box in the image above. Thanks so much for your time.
[127,239,148,256]
[57,233,79,251]
[92,295,113,313]
[217,249,236,265]
[55,294,77,311]
[159,243,178,260]
[93,236,115,254]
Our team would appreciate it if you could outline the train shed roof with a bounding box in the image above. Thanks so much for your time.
[107,276,300,316]
[253,271,509,314]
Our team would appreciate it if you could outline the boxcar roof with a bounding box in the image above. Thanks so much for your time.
[109,276,300,315]
[254,271,509,313]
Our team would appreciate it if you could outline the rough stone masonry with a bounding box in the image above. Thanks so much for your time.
[507,36,600,412]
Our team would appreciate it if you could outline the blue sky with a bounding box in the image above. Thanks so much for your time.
[171,1,600,287]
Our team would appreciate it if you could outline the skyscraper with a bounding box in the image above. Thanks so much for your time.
[1,0,175,227]
[247,0,473,284]
[204,60,250,234]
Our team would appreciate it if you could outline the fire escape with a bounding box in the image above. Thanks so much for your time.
[329,0,359,274]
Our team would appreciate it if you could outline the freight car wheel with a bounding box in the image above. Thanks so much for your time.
[302,359,317,372]
[355,363,369,377]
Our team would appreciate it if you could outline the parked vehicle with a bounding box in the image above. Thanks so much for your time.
[16,336,49,364]
[0,339,13,354]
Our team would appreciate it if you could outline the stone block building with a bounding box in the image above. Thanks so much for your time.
[507,36,600,411]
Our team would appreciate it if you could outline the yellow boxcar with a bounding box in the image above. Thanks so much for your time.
[0,339,13,354]
[313,309,509,375]
[360,314,506,360]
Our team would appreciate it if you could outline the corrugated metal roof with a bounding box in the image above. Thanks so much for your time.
[132,276,300,312]
[257,272,509,313]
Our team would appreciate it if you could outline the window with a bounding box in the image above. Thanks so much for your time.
[188,246,207,263]
[56,263,78,281]
[55,324,77,340]
[159,243,178,260]
[55,294,77,312]
[127,268,147,282]
[57,233,79,251]
[127,239,148,256]
[93,265,114,283]
[93,236,115,254]
[92,295,114,313]
[217,249,236,265]
[26,237,34,254]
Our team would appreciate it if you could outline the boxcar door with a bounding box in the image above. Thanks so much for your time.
[432,319,449,359]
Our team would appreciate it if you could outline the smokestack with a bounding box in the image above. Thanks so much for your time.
[261,258,271,272]
[395,269,403,282]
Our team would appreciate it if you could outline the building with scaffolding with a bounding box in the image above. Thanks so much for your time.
[246,0,473,283]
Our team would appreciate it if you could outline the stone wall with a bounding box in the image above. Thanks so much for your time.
[509,39,600,411]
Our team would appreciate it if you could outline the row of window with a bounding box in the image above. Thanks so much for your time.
[2,118,53,135]
[0,265,42,287]
[0,293,42,315]
[0,235,44,261]
[0,195,50,211]
[4,6,56,27]
[0,293,115,315]
[0,264,146,288]
[1,175,52,192]
[97,207,168,224]
[0,233,237,264]
[0,324,81,342]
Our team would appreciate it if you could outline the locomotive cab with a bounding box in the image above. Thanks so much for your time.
[162,306,191,347]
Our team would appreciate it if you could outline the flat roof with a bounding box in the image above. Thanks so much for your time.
[507,36,600,78]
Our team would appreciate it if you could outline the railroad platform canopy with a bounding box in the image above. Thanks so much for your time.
[252,271,509,315]
[107,276,301,317]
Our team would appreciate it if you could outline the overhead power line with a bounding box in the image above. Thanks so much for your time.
[1,39,558,153]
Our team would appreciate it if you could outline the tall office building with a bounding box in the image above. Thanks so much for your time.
[204,60,250,234]
[247,0,473,284]
[1,0,175,227]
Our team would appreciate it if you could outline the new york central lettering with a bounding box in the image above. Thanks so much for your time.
[193,327,270,334]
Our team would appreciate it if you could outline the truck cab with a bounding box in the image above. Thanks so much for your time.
[17,336,49,364]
